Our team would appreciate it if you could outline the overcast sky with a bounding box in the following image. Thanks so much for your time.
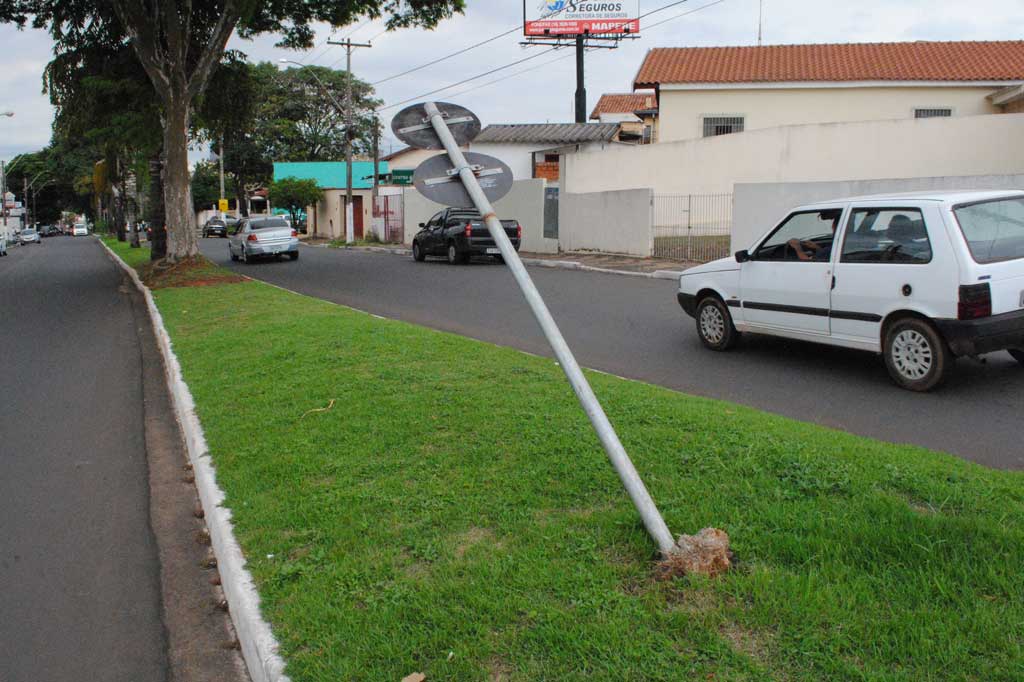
[1,0,1022,162]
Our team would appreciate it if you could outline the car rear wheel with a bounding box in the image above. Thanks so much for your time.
[447,242,464,265]
[412,241,425,262]
[883,318,951,392]
[695,296,739,351]
[1009,349,1024,366]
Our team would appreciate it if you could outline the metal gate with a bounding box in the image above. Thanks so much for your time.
[374,194,404,244]
[652,193,732,262]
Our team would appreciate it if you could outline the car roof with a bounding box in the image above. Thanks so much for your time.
[796,189,1024,210]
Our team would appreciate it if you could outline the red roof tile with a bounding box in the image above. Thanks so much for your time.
[634,41,1024,88]
[589,92,658,120]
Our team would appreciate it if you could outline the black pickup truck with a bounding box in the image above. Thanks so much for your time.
[412,208,522,264]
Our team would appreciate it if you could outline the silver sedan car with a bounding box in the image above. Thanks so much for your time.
[227,216,299,263]
[19,228,41,245]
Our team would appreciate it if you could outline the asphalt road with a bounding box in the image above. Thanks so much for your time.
[200,238,1024,469]
[0,238,169,681]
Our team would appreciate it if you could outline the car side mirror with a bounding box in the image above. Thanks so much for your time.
[735,250,751,263]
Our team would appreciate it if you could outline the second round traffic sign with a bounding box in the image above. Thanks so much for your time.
[412,152,513,207]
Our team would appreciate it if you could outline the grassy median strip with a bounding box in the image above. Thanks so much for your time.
[105,237,1024,681]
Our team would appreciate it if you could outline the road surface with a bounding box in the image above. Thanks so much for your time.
[198,238,1024,469]
[0,238,169,680]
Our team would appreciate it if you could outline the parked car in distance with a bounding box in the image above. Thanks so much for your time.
[228,216,299,263]
[202,218,228,238]
[678,190,1024,391]
[412,208,522,264]
[19,228,41,245]
[72,223,88,237]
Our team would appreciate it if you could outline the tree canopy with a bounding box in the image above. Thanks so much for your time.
[2,0,465,261]
[268,176,323,229]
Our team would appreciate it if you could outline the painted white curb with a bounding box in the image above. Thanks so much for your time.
[100,241,290,682]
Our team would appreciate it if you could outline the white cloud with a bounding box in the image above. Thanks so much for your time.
[2,0,1023,160]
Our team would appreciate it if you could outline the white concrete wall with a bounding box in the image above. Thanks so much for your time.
[559,188,652,257]
[563,113,1024,197]
[308,188,374,240]
[402,179,556,254]
[732,174,1024,252]
[659,85,1002,142]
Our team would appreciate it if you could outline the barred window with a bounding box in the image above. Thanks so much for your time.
[702,116,744,137]
[914,108,952,119]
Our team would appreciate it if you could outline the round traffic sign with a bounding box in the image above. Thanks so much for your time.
[412,152,513,207]
[391,102,481,150]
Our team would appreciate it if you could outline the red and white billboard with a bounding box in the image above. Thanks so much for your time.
[524,1,640,36]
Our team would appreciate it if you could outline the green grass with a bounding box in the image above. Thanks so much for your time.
[103,235,152,269]
[108,235,1024,681]
[653,234,731,262]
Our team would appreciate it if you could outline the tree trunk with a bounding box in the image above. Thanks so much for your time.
[235,174,248,217]
[162,99,198,261]
[148,150,167,261]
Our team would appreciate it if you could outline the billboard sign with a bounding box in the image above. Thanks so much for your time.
[524,1,640,36]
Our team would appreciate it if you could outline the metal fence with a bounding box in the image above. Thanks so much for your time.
[652,193,733,262]
[374,194,404,243]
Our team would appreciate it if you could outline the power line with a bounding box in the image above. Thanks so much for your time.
[371,25,525,86]
[378,47,560,112]
[378,0,730,112]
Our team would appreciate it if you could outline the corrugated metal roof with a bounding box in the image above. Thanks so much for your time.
[474,123,620,145]
[273,161,390,189]
[634,41,1024,88]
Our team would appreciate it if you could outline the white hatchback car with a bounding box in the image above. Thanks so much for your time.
[678,190,1024,391]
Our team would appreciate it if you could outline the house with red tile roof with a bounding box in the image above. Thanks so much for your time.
[631,41,1024,143]
[589,92,660,143]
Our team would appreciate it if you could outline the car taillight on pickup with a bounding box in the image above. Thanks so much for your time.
[516,223,522,240]
[958,283,992,320]
[246,233,259,242]
[291,230,298,237]
[465,222,472,239]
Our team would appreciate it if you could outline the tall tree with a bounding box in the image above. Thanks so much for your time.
[8,0,465,262]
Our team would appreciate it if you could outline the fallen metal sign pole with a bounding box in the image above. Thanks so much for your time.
[420,101,676,554]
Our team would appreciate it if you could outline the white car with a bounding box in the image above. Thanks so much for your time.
[72,223,88,236]
[678,190,1024,391]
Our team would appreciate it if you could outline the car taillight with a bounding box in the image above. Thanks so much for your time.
[291,230,298,237]
[516,223,522,240]
[246,233,258,242]
[958,283,992,320]
[465,222,472,238]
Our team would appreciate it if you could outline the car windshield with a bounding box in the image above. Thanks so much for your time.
[251,218,290,229]
[953,196,1024,264]
[21,229,35,235]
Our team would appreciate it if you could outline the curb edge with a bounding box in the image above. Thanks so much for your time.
[99,240,291,682]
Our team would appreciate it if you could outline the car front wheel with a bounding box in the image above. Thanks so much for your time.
[412,241,425,262]
[695,296,739,351]
[883,318,951,392]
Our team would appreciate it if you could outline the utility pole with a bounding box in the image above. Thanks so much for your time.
[575,35,587,124]
[218,134,226,219]
[371,122,380,240]
[758,0,764,46]
[327,38,371,243]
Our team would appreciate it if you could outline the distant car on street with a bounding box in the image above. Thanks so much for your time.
[202,218,228,238]
[227,216,299,263]
[412,208,522,264]
[72,223,88,237]
[19,228,41,245]
[678,190,1024,392]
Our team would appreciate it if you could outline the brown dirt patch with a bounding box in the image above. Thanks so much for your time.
[139,255,246,289]
[720,621,772,666]
[488,656,513,681]
[454,527,499,559]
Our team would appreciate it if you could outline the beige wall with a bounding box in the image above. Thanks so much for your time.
[308,188,374,241]
[384,148,447,171]
[659,85,1001,142]
[563,113,1024,197]
[559,188,653,257]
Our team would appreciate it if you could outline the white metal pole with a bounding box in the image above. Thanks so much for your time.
[423,101,675,554]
